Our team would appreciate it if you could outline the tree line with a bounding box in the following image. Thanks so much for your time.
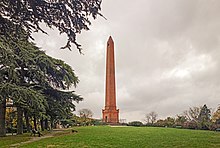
[128,104,220,131]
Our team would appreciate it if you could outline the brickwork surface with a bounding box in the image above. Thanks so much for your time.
[102,36,119,124]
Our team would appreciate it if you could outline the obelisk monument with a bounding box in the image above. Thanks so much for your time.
[102,36,119,124]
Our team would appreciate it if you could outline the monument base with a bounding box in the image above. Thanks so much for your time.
[102,109,119,124]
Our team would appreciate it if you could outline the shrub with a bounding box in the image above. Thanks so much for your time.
[128,121,143,127]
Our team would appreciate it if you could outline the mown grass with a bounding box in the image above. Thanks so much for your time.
[17,126,220,148]
[0,130,54,148]
[0,133,31,148]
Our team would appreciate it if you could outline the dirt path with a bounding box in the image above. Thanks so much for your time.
[10,129,68,148]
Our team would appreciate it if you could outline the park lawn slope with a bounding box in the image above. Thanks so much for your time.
[0,130,56,148]
[0,133,31,148]
[18,126,220,148]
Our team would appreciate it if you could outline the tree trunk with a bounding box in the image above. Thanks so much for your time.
[40,118,44,131]
[51,119,54,130]
[17,106,23,135]
[0,99,6,137]
[24,110,30,132]
[33,115,37,130]
[45,118,48,130]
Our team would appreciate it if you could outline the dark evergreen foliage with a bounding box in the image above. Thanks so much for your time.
[0,24,81,136]
[0,0,103,52]
[198,104,211,129]
[43,87,83,125]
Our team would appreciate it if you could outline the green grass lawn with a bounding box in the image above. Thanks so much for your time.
[1,126,220,148]
[0,133,31,148]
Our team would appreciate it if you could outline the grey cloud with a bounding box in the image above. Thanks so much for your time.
[33,0,220,121]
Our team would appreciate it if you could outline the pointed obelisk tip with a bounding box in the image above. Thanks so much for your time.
[108,36,114,43]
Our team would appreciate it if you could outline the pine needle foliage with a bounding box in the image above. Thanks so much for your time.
[0,0,103,52]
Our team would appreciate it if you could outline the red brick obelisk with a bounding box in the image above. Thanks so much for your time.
[102,36,119,124]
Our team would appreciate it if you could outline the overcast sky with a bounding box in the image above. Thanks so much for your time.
[33,0,220,122]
